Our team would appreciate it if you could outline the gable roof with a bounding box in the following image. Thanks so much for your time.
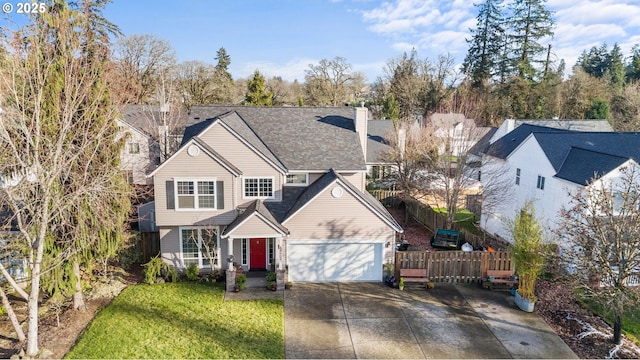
[483,124,571,159]
[221,199,289,238]
[180,106,365,171]
[468,127,497,156]
[555,147,630,185]
[513,119,613,132]
[282,169,403,232]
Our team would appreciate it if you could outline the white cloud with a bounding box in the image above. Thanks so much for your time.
[234,57,318,83]
[391,42,417,52]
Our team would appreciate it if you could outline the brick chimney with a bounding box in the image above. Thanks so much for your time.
[354,103,368,161]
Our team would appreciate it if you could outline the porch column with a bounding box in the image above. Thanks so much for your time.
[277,236,284,271]
[227,237,234,270]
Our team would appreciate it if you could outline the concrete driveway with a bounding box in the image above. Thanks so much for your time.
[284,282,577,359]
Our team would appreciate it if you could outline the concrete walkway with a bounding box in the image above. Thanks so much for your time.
[284,282,577,359]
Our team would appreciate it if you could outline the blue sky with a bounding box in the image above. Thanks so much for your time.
[3,0,640,83]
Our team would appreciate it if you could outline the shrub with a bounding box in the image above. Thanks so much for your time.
[266,280,275,290]
[185,263,200,281]
[117,233,142,270]
[265,272,276,282]
[235,273,247,290]
[142,256,178,285]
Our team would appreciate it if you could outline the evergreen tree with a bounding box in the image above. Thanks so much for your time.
[245,70,273,106]
[213,47,234,103]
[627,44,640,82]
[507,0,555,81]
[462,0,505,87]
[0,0,131,355]
[586,97,610,119]
[578,43,610,78]
[608,43,625,88]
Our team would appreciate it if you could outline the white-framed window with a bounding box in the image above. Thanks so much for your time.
[243,177,274,199]
[537,175,545,190]
[129,142,140,154]
[175,179,217,209]
[515,168,521,185]
[285,173,308,186]
[241,239,248,265]
[268,238,275,264]
[179,227,218,268]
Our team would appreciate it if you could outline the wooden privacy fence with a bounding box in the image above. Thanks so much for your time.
[140,232,160,262]
[403,196,508,250]
[395,251,513,284]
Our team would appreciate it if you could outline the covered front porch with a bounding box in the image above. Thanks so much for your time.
[222,200,289,291]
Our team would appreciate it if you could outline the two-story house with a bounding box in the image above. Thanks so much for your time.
[147,106,403,287]
[479,123,640,243]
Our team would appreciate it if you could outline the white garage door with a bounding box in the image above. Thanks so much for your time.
[287,242,383,282]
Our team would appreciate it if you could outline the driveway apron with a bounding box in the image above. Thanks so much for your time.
[284,282,577,359]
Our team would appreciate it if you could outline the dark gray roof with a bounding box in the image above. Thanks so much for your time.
[469,127,497,156]
[367,120,394,164]
[180,106,365,171]
[484,124,570,159]
[555,147,629,185]
[119,104,188,136]
[485,124,640,185]
[222,199,289,237]
[283,169,403,232]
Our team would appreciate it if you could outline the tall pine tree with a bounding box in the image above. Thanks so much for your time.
[507,0,555,81]
[462,0,505,87]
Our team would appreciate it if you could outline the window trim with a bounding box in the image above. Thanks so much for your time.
[242,176,275,199]
[536,175,545,190]
[174,178,217,211]
[128,142,140,154]
[179,226,219,269]
[267,238,275,264]
[241,238,248,265]
[284,173,308,187]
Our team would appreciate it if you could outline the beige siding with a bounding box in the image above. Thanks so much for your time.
[154,147,237,226]
[340,172,366,191]
[284,184,395,241]
[228,215,284,238]
[160,227,181,268]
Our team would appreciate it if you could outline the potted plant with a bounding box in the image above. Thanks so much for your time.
[398,277,405,291]
[507,201,546,312]
[384,262,395,287]
[235,273,247,291]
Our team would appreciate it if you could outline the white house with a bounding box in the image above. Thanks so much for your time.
[117,118,153,185]
[479,123,640,243]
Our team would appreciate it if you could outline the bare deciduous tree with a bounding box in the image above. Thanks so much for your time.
[0,1,131,355]
[114,34,177,104]
[304,57,359,106]
[559,165,640,347]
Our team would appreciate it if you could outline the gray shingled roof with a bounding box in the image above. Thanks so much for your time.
[180,106,365,171]
[367,120,394,164]
[222,199,289,237]
[469,127,497,156]
[514,119,613,132]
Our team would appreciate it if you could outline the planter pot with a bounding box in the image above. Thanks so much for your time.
[514,290,535,312]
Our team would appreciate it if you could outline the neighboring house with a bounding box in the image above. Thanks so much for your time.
[146,106,403,284]
[116,118,153,185]
[479,123,640,243]
[427,113,490,157]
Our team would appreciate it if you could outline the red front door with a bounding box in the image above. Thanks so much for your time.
[250,238,267,269]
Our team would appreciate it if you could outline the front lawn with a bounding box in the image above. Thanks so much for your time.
[66,282,284,359]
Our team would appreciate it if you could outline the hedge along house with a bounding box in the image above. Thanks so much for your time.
[146,106,403,290]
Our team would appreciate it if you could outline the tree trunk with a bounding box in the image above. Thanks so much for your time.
[613,311,622,344]
[72,258,87,311]
[26,259,42,357]
[0,286,25,341]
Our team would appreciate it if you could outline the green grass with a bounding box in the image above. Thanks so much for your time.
[65,282,284,359]
[578,296,640,344]
[433,208,482,235]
